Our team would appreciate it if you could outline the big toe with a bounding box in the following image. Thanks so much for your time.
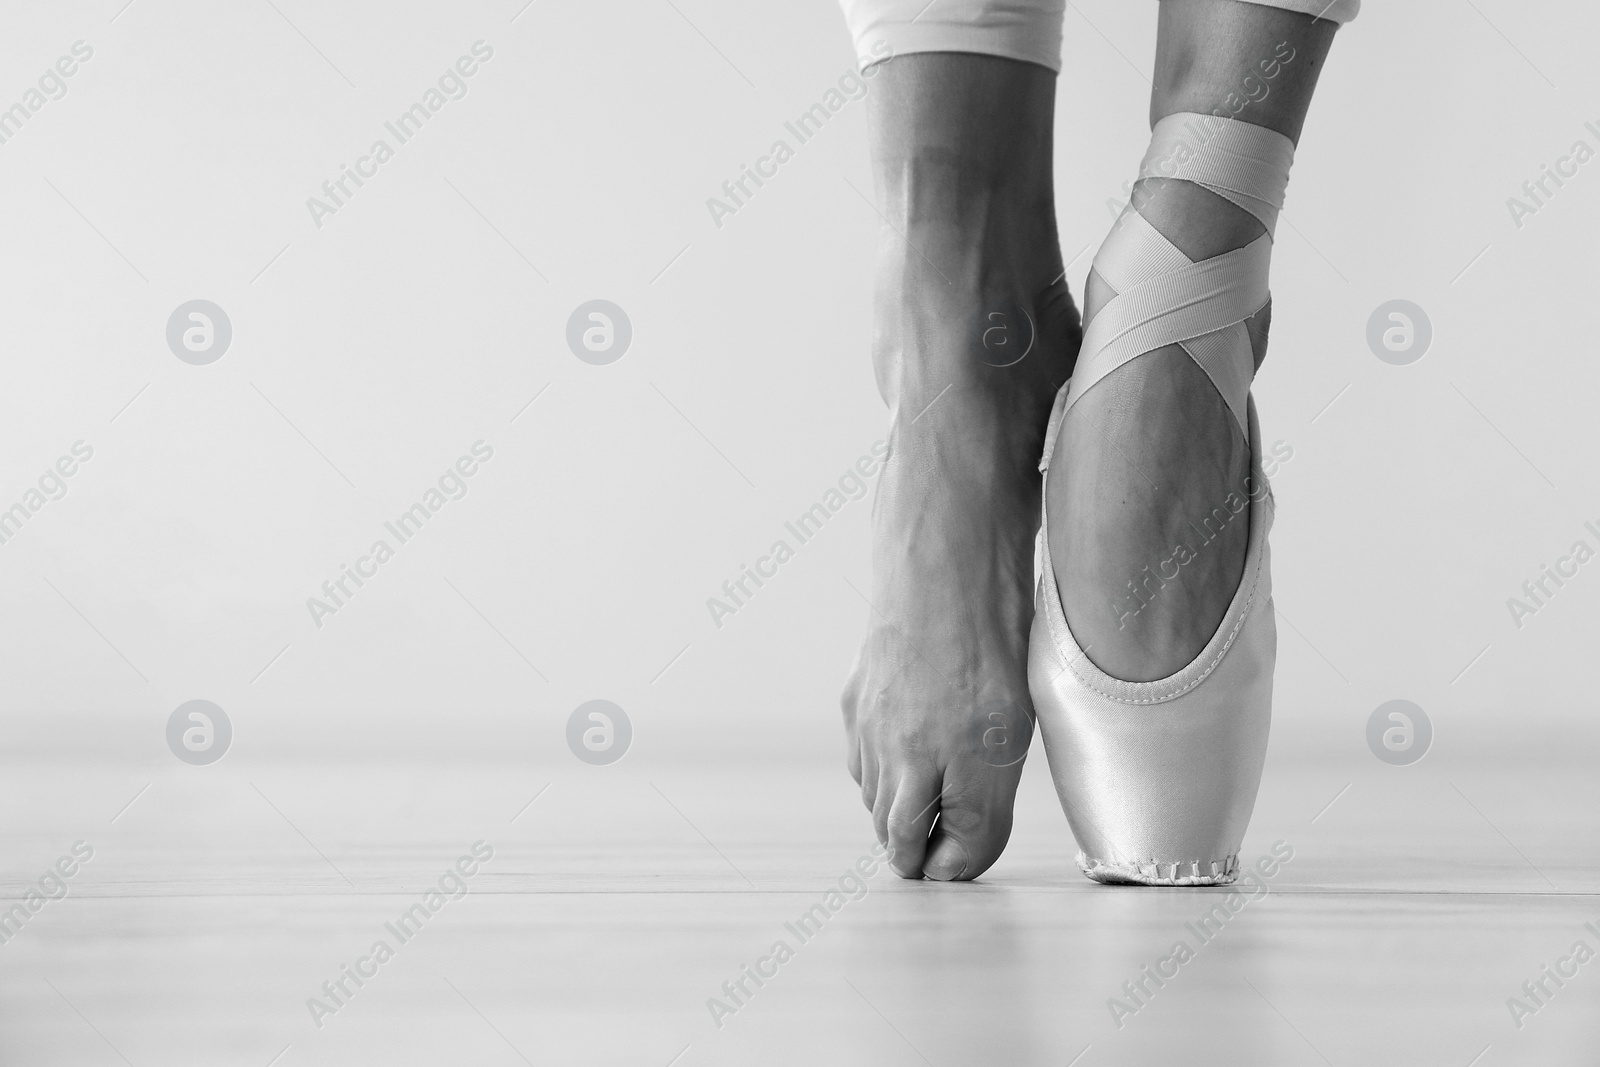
[922,768,1019,881]
[881,770,942,879]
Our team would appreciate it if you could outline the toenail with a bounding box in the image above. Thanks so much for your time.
[924,843,968,881]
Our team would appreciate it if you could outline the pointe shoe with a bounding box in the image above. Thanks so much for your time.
[1028,385,1276,886]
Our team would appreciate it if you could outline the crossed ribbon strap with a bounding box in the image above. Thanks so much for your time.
[1065,112,1296,440]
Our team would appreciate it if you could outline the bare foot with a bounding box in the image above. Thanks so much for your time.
[843,275,1078,879]
[841,51,1080,878]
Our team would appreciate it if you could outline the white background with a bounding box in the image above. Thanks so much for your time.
[1,0,1596,773]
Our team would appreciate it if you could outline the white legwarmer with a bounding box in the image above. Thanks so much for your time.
[838,0,1357,73]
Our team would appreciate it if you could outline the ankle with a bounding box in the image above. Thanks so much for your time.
[1107,177,1272,370]
[881,199,1062,294]
[873,250,1074,417]
[1131,177,1264,261]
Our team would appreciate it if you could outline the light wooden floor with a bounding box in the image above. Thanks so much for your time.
[1,745,1595,1067]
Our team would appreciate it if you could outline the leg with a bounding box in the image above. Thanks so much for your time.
[841,52,1080,880]
[1027,0,1353,885]
[1049,0,1340,683]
